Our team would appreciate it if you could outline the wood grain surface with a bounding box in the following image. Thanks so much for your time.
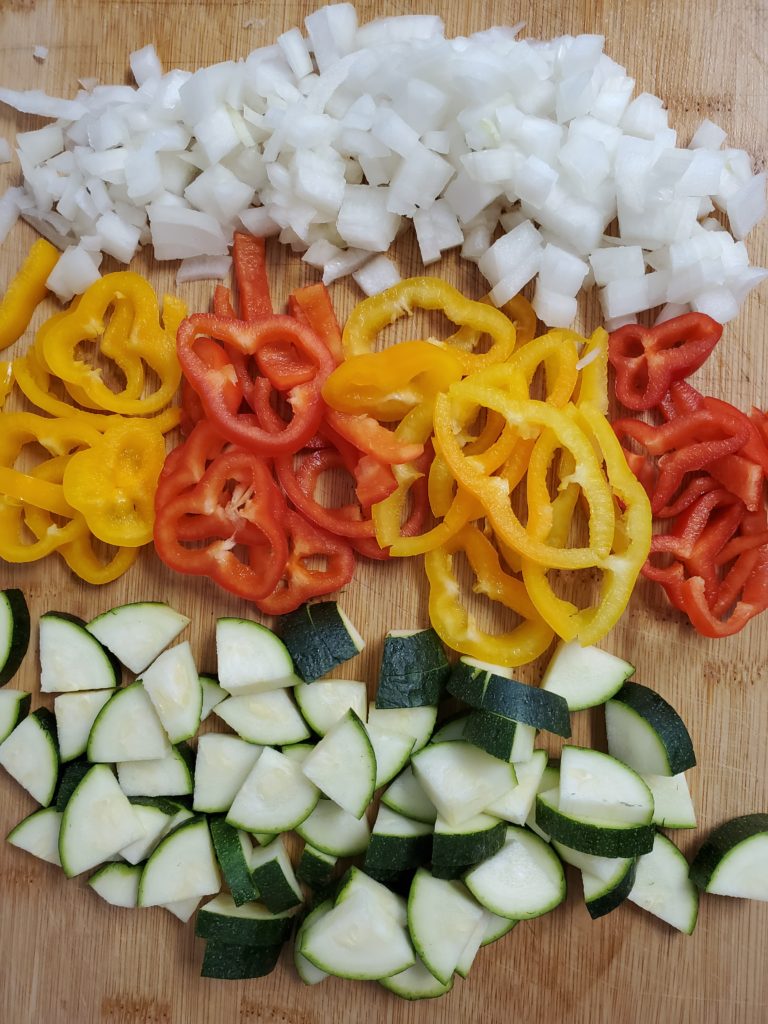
[0,1,767,1022]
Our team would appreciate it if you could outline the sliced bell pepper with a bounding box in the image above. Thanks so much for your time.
[424,524,554,665]
[62,419,167,547]
[608,313,722,411]
[434,385,616,569]
[40,272,181,415]
[0,361,13,409]
[177,313,335,456]
[254,510,356,616]
[233,232,272,322]
[322,340,464,421]
[289,283,344,365]
[341,277,518,372]
[0,238,60,352]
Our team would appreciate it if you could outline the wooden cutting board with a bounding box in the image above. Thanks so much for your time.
[0,2,766,1022]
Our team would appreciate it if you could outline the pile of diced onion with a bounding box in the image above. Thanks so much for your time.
[0,4,766,326]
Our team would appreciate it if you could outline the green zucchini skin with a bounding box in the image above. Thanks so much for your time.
[195,907,294,947]
[584,859,638,919]
[535,792,655,858]
[0,589,30,687]
[55,760,91,812]
[609,682,696,774]
[432,819,506,868]
[689,813,768,891]
[296,846,337,890]
[447,662,571,737]
[461,710,523,760]
[209,818,259,906]
[200,940,283,979]
[376,629,450,709]
[279,602,361,682]
[364,832,432,874]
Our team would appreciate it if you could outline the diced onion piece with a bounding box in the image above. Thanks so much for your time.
[352,254,401,295]
[46,244,101,301]
[176,254,232,283]
[148,203,229,259]
[130,45,162,86]
[33,46,49,62]
[0,139,11,164]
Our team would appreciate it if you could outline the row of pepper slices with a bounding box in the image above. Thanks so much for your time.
[609,316,768,638]
[0,231,765,646]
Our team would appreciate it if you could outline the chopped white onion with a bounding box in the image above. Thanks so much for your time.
[0,5,762,328]
[352,254,401,295]
[176,253,232,283]
[46,244,101,301]
[0,139,11,164]
[33,46,48,62]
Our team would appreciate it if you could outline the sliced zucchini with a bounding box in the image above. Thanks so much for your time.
[432,812,505,868]
[454,911,489,978]
[59,764,145,876]
[7,806,62,865]
[0,707,59,806]
[300,872,414,980]
[689,813,768,900]
[86,682,171,763]
[301,709,376,817]
[0,689,30,744]
[0,589,30,687]
[644,773,697,829]
[448,658,571,737]
[193,733,262,814]
[280,742,314,765]
[365,720,415,788]
[536,788,654,858]
[296,845,337,890]
[559,745,655,825]
[39,611,119,693]
[53,690,111,763]
[195,892,295,945]
[462,710,539,762]
[407,869,485,985]
[227,747,320,834]
[138,815,220,906]
[379,959,453,1000]
[411,741,517,828]
[200,940,282,979]
[209,817,259,906]
[605,682,696,776]
[88,862,142,908]
[367,703,437,753]
[364,806,433,873]
[334,866,408,928]
[464,825,566,920]
[376,628,450,709]
[526,760,561,842]
[431,714,469,744]
[485,749,548,824]
[294,902,331,985]
[540,640,634,711]
[55,760,91,811]
[294,679,368,736]
[200,675,227,721]
[279,601,364,682]
[214,689,310,746]
[119,798,178,864]
[552,840,635,883]
[480,911,517,946]
[630,832,698,932]
[296,798,371,857]
[163,896,202,923]
[581,858,637,919]
[381,766,437,825]
[216,617,297,695]
[138,641,202,744]
[249,835,304,914]
[86,602,190,675]
[117,743,194,797]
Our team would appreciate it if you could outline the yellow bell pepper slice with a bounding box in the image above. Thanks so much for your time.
[62,419,167,547]
[341,277,518,371]
[40,272,181,415]
[424,524,554,665]
[0,239,59,352]
[322,340,464,421]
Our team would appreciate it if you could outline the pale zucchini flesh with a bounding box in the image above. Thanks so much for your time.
[226,747,319,834]
[0,708,59,806]
[139,641,202,743]
[39,612,118,693]
[138,816,221,906]
[87,683,171,763]
[193,734,262,814]
[214,689,310,746]
[89,862,142,908]
[301,709,376,818]
[541,640,634,711]
[54,690,112,763]
[86,602,190,675]
[7,806,62,866]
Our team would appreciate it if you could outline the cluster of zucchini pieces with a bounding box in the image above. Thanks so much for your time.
[0,588,767,998]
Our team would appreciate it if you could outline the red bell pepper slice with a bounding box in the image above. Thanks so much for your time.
[213,285,236,318]
[325,408,424,466]
[254,509,356,615]
[233,232,272,321]
[613,407,752,514]
[679,550,768,637]
[154,442,290,602]
[609,313,722,411]
[288,283,345,365]
[177,313,335,456]
[274,447,377,540]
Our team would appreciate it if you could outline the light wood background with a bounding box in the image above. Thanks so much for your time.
[0,1,767,1022]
